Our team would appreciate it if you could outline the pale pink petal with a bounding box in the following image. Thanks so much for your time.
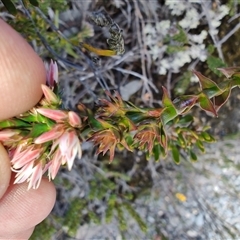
[48,149,62,179]
[68,111,82,127]
[41,84,59,105]
[0,129,20,141]
[12,148,41,169]
[46,60,58,87]
[34,125,64,144]
[58,132,69,156]
[37,108,68,122]
[27,163,43,190]
[11,145,35,164]
[13,161,34,184]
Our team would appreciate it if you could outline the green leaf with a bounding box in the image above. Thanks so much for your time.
[116,205,127,231]
[161,87,178,124]
[172,145,180,164]
[177,133,186,148]
[153,144,161,161]
[200,132,215,143]
[159,125,168,151]
[174,71,192,96]
[196,140,205,153]
[105,205,114,223]
[29,0,39,6]
[177,115,194,127]
[198,93,217,116]
[0,119,30,129]
[193,70,222,98]
[166,45,186,54]
[190,150,197,162]
[214,88,231,112]
[172,26,188,44]
[122,202,147,233]
[88,211,100,224]
[161,106,178,125]
[30,123,51,138]
[206,56,226,76]
[1,0,17,15]
[162,86,174,107]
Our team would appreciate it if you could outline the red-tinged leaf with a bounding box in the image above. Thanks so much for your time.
[190,150,197,162]
[193,70,222,98]
[217,67,240,78]
[172,145,180,164]
[198,93,217,116]
[173,95,198,114]
[147,108,165,118]
[162,86,174,107]
[214,88,231,112]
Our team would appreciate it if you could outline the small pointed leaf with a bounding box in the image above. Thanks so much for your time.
[193,70,222,98]
[161,106,178,125]
[177,115,194,127]
[29,0,39,6]
[190,150,197,162]
[198,93,217,116]
[200,132,215,143]
[214,88,231,112]
[217,67,240,78]
[162,86,174,107]
[172,145,180,164]
[1,0,17,15]
[196,140,205,153]
[153,144,161,161]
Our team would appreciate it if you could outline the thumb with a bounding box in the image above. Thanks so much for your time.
[0,144,11,199]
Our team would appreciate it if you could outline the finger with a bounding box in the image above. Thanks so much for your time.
[4,227,34,240]
[0,143,11,199]
[0,19,46,120]
[0,178,56,237]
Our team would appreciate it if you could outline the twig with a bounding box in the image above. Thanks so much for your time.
[114,67,158,93]
[201,1,224,61]
[218,21,240,46]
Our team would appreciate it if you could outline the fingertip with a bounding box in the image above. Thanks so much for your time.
[0,19,46,120]
[0,144,11,199]
[0,178,56,236]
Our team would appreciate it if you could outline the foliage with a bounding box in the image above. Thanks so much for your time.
[30,170,147,238]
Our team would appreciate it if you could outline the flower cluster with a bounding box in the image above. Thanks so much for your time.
[0,61,82,189]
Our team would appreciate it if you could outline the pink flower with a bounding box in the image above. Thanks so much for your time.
[37,108,68,122]
[48,130,82,179]
[13,160,47,190]
[46,60,58,87]
[41,84,59,105]
[34,124,65,144]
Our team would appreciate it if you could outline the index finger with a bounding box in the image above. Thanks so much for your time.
[0,19,46,120]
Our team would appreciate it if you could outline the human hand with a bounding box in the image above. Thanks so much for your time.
[0,19,56,239]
